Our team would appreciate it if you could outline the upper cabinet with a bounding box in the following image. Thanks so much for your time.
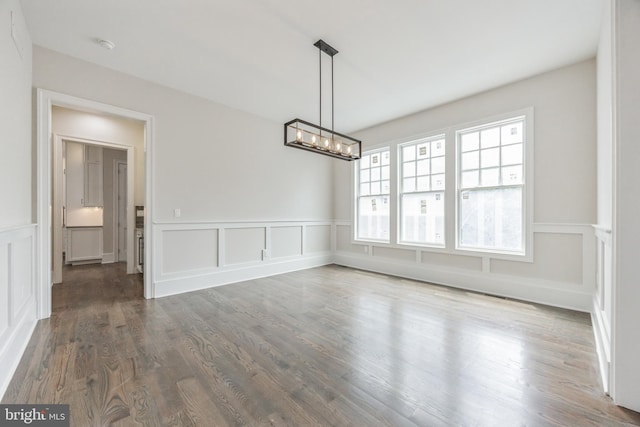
[84,144,103,207]
[65,141,103,227]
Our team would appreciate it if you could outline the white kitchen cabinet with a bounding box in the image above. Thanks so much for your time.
[84,144,103,207]
[66,227,103,264]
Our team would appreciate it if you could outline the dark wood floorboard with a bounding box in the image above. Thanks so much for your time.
[3,263,640,426]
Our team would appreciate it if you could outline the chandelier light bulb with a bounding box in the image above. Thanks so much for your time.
[324,138,330,148]
[335,141,341,152]
[296,130,302,141]
[312,135,317,144]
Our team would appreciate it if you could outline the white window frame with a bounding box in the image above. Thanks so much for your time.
[454,108,534,260]
[398,135,447,248]
[354,147,391,243]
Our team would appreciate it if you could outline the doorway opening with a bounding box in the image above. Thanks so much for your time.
[37,90,154,319]
[52,132,134,287]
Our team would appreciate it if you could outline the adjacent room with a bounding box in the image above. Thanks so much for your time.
[1,0,639,425]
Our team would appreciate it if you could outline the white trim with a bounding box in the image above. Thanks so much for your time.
[36,89,155,319]
[592,298,611,394]
[102,252,115,264]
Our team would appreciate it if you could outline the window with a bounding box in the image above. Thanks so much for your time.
[356,149,390,241]
[399,136,445,246]
[457,116,526,253]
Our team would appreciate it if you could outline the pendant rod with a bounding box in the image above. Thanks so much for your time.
[331,55,334,133]
[319,47,322,136]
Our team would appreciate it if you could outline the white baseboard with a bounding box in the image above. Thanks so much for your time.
[334,251,591,312]
[154,253,333,298]
[102,252,115,264]
[0,301,37,400]
[591,298,611,394]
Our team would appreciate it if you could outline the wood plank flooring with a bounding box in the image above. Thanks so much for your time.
[3,263,640,426]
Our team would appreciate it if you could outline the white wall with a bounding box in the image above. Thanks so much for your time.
[1,1,32,228]
[334,59,597,311]
[0,0,37,399]
[33,46,335,297]
[34,47,333,222]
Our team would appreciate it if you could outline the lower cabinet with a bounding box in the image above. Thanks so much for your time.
[66,227,103,264]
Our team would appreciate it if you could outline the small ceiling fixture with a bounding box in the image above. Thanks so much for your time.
[284,40,361,161]
[97,39,115,50]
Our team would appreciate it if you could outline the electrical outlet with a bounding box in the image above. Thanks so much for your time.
[174,208,181,218]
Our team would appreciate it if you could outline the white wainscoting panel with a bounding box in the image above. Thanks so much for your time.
[162,228,218,274]
[306,225,332,253]
[0,225,38,400]
[334,222,595,312]
[592,225,612,393]
[153,221,333,298]
[226,227,265,265]
[271,226,302,259]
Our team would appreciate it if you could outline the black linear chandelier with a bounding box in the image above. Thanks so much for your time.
[284,40,362,161]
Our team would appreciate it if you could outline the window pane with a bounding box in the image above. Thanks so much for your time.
[461,132,479,152]
[381,150,390,166]
[381,165,390,180]
[371,166,381,181]
[360,155,370,169]
[358,196,390,240]
[403,178,416,192]
[403,161,416,177]
[403,145,416,161]
[462,170,479,188]
[401,192,445,245]
[501,144,522,165]
[357,148,390,242]
[462,151,479,171]
[480,127,500,148]
[501,122,523,145]
[417,142,430,159]
[431,156,445,174]
[481,168,499,187]
[459,187,523,251]
[432,139,445,157]
[417,176,429,191]
[481,147,500,168]
[416,159,430,175]
[502,165,523,184]
[432,174,445,190]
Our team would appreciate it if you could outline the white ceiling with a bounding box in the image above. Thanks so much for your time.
[21,0,603,132]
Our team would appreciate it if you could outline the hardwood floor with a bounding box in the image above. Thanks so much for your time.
[3,264,640,426]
